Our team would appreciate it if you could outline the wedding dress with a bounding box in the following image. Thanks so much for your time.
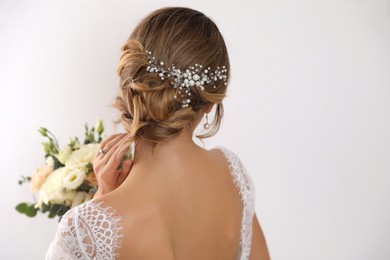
[45,146,256,260]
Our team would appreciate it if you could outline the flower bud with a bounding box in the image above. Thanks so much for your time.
[41,142,51,154]
[96,119,104,135]
[38,127,48,137]
[56,146,72,164]
[67,137,76,146]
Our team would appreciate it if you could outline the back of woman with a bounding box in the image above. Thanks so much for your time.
[110,144,244,259]
[45,6,270,260]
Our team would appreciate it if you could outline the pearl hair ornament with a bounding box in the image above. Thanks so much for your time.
[145,50,228,108]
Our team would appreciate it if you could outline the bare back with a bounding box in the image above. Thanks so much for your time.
[98,144,245,259]
[44,142,263,259]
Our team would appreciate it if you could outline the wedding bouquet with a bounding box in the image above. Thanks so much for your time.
[16,119,106,221]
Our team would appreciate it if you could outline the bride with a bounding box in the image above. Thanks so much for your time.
[45,6,270,260]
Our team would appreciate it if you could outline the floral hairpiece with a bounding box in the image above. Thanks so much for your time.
[145,50,228,108]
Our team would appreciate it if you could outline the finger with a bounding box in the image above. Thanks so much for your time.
[102,133,129,156]
[100,133,122,149]
[106,142,132,169]
[117,159,133,184]
[94,133,122,160]
[103,135,131,162]
[106,144,131,173]
[122,159,133,173]
[97,134,128,164]
[115,140,133,161]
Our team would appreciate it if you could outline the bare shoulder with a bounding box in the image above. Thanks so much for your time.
[91,191,174,259]
[207,145,237,165]
[201,145,231,165]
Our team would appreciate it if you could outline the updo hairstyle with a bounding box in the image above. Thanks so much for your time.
[112,7,230,146]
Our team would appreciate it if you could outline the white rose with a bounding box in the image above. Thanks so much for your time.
[63,168,86,190]
[56,145,72,164]
[34,167,76,210]
[65,143,99,169]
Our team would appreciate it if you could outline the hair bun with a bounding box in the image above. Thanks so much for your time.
[112,7,229,145]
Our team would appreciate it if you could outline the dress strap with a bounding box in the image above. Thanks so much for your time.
[214,146,256,260]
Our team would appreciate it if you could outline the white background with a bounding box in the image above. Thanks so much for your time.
[1,0,389,259]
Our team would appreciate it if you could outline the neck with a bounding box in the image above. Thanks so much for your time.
[133,125,199,162]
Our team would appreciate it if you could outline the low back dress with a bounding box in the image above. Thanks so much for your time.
[45,146,256,260]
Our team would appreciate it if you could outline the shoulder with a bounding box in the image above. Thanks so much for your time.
[210,145,242,161]
[211,145,256,202]
[210,145,249,172]
[57,199,124,259]
[92,192,173,259]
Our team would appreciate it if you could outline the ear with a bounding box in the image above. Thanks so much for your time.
[203,103,214,114]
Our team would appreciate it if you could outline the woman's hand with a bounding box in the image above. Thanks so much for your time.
[92,133,134,199]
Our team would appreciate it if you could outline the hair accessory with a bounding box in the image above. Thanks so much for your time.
[145,50,228,108]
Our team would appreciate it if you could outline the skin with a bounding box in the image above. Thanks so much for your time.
[91,104,270,259]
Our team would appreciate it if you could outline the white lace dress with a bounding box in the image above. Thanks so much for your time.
[45,146,256,260]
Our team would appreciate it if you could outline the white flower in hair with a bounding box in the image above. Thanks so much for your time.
[145,50,228,108]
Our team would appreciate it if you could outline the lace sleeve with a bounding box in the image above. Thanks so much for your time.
[45,200,124,260]
[215,146,257,260]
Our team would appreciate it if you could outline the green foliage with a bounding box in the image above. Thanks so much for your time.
[124,147,133,161]
[41,141,51,154]
[37,127,48,137]
[15,202,38,217]
[41,202,50,213]
[83,120,105,144]
[68,136,80,151]
[15,202,28,213]
[16,202,70,219]
[85,162,93,173]
[117,147,133,171]
[38,127,60,156]
[89,185,98,194]
[76,181,91,193]
[47,203,69,218]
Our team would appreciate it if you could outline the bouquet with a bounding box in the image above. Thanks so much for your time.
[16,119,107,221]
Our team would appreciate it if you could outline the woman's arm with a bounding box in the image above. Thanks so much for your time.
[249,213,271,260]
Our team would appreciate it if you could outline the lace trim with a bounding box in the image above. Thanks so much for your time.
[214,146,256,260]
[57,199,124,259]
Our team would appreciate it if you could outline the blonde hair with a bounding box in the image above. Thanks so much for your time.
[112,7,230,146]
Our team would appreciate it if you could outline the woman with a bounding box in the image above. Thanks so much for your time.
[45,7,270,260]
